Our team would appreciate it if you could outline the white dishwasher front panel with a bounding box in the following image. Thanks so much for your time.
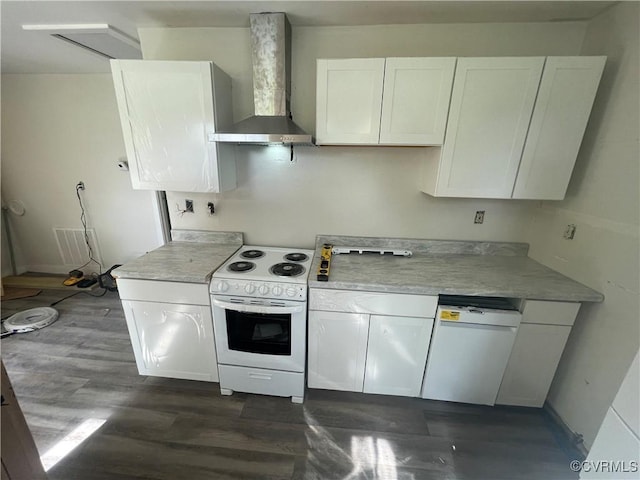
[422,306,520,405]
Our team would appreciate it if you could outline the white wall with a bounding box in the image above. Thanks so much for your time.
[1,74,163,274]
[526,2,639,449]
[139,21,587,247]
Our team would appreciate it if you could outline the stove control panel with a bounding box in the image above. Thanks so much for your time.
[210,280,307,301]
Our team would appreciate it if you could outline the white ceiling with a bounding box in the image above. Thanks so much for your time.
[1,0,615,74]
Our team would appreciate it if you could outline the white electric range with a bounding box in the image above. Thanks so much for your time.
[209,245,314,404]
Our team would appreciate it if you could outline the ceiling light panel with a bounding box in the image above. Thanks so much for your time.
[22,23,141,60]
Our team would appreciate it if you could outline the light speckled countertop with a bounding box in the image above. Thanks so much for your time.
[308,235,603,303]
[112,230,242,284]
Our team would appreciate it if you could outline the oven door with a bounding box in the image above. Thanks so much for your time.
[211,296,306,372]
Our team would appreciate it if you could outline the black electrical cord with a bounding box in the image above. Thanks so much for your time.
[75,182,102,275]
[50,288,108,307]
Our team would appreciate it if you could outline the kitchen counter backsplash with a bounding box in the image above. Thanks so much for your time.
[171,229,243,244]
[315,235,529,256]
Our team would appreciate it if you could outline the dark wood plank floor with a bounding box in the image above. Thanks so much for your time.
[2,288,582,479]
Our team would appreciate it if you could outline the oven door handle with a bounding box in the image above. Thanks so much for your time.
[211,299,305,315]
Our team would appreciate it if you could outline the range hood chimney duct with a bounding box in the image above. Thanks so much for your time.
[212,13,314,145]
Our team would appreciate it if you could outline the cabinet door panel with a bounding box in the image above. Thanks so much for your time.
[307,310,369,392]
[122,300,218,382]
[513,56,606,200]
[436,57,544,198]
[380,57,456,145]
[364,315,434,397]
[316,58,385,145]
[112,60,234,192]
[496,323,571,407]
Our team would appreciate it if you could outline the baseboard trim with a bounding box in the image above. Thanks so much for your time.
[544,401,588,459]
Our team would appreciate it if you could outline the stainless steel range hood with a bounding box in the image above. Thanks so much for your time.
[212,13,313,145]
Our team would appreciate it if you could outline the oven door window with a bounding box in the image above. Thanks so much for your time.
[226,310,291,356]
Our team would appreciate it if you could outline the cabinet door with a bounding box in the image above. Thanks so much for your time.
[380,57,456,145]
[316,58,385,145]
[111,60,235,192]
[122,300,218,382]
[307,310,369,392]
[364,315,434,397]
[496,323,571,407]
[513,56,606,200]
[435,57,544,198]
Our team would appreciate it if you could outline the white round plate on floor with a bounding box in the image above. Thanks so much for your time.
[3,307,59,333]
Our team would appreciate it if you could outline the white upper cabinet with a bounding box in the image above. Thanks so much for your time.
[421,56,606,200]
[111,60,236,193]
[512,56,606,200]
[316,58,385,145]
[379,57,456,145]
[316,57,456,145]
[427,57,545,198]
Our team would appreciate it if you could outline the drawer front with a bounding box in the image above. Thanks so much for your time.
[309,288,437,317]
[117,278,210,305]
[521,300,580,326]
[218,365,304,398]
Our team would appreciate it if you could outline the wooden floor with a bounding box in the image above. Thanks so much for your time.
[2,288,582,480]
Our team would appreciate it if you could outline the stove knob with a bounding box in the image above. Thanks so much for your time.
[244,283,256,294]
[272,285,283,296]
[217,280,229,293]
[258,284,269,295]
[286,287,298,298]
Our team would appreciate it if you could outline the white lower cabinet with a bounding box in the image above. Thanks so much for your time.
[495,323,571,407]
[308,290,581,406]
[307,289,437,397]
[496,300,580,407]
[364,315,434,397]
[118,279,218,382]
[307,311,369,392]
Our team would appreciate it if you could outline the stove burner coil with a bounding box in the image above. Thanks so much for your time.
[284,253,309,262]
[227,261,256,273]
[241,249,265,259]
[270,262,305,277]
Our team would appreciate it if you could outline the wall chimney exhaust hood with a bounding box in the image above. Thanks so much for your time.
[211,13,314,146]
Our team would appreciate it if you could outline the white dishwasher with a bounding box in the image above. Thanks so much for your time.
[421,296,521,406]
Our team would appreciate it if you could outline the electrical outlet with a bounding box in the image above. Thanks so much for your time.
[207,202,215,215]
[564,224,576,240]
[76,181,85,190]
[474,210,485,224]
[185,199,194,213]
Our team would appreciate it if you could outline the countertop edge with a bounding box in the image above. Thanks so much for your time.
[307,281,605,303]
